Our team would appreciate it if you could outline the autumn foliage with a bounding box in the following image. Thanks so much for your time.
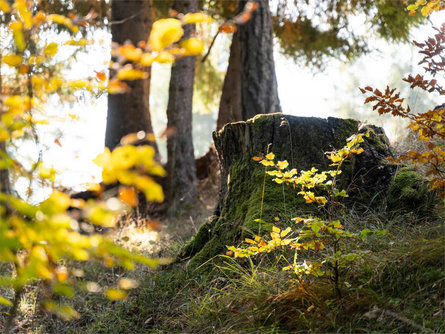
[360,20,445,198]
[0,0,211,327]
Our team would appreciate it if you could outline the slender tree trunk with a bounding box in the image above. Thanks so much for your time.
[165,0,199,216]
[0,54,10,195]
[0,142,10,194]
[105,0,157,152]
[216,0,281,131]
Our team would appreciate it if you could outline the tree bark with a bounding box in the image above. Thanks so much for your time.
[165,0,199,216]
[0,54,10,196]
[0,142,10,194]
[105,0,157,151]
[216,0,281,131]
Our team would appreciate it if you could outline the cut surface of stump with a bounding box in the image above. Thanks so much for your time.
[181,114,396,269]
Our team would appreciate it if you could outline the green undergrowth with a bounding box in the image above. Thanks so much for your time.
[18,210,444,333]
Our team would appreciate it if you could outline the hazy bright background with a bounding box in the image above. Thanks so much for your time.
[34,11,444,191]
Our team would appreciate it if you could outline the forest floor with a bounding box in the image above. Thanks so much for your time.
[1,170,444,333]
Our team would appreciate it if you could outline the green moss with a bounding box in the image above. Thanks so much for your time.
[187,235,225,270]
[387,167,434,214]
[247,112,283,126]
[365,129,391,155]
[185,156,321,271]
[333,118,359,148]
[180,218,215,259]
[185,115,396,269]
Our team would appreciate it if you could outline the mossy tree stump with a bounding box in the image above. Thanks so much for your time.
[181,114,396,268]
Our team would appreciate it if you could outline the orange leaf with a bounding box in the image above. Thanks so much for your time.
[96,71,106,82]
[146,220,162,231]
[219,24,237,33]
[118,186,138,207]
[235,12,252,24]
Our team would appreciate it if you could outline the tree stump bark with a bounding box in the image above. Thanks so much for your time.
[181,114,396,268]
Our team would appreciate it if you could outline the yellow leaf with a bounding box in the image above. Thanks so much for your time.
[155,51,175,63]
[265,152,275,160]
[119,278,139,290]
[277,160,288,170]
[182,13,212,24]
[47,191,71,211]
[140,53,156,66]
[48,14,73,29]
[9,21,25,52]
[0,0,11,13]
[68,79,90,89]
[93,147,112,168]
[137,176,164,202]
[118,45,142,62]
[0,127,9,141]
[117,65,148,81]
[108,79,129,94]
[149,18,184,51]
[180,38,204,56]
[0,295,12,306]
[32,11,46,26]
[105,288,127,301]
[330,153,342,163]
[73,249,90,261]
[28,55,44,65]
[38,165,56,182]
[272,226,280,233]
[14,0,32,29]
[245,238,256,244]
[30,246,48,262]
[280,227,291,237]
[3,54,22,66]
[260,160,274,167]
[111,145,138,169]
[65,38,92,46]
[44,42,58,56]
[4,95,23,108]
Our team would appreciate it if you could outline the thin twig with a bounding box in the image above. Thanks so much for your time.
[109,9,144,25]
[201,30,220,63]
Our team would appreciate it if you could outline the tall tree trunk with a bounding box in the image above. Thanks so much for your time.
[105,0,157,151]
[165,0,199,216]
[0,142,10,194]
[216,0,281,131]
[0,54,10,195]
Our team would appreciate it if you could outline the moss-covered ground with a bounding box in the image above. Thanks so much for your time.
[0,115,442,333]
[1,198,443,333]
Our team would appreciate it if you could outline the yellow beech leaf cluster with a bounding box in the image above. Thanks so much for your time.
[406,0,444,16]
[93,145,165,202]
[111,12,211,89]
[0,0,191,317]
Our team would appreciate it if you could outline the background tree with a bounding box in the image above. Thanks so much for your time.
[216,0,281,130]
[165,0,200,215]
[210,0,424,130]
[105,0,157,151]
